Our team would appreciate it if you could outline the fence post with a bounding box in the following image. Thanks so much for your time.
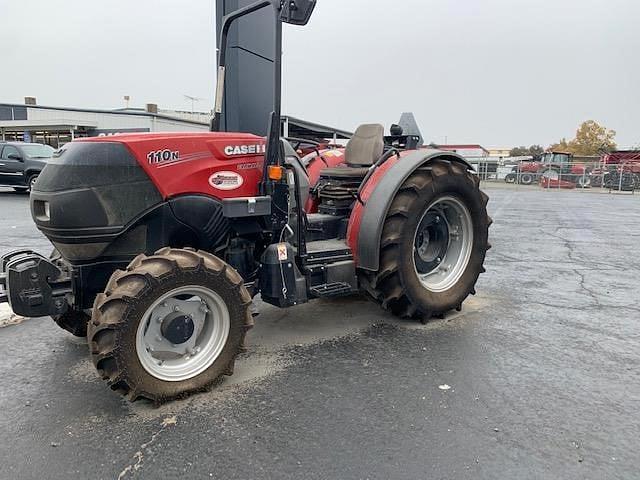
[618,162,624,193]
[558,164,562,190]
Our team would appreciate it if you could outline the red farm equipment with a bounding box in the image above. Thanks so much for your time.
[505,152,591,188]
[0,0,491,402]
[537,152,591,189]
[592,150,640,191]
[504,159,538,185]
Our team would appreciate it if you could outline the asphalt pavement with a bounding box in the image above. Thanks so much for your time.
[0,185,639,479]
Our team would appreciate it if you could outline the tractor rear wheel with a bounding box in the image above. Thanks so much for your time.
[519,173,534,185]
[362,159,491,320]
[87,248,253,402]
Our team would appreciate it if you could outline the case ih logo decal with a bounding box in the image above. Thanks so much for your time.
[224,144,266,156]
[147,149,180,164]
[209,171,244,190]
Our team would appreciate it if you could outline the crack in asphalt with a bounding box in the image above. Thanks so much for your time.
[117,416,177,479]
[538,229,609,307]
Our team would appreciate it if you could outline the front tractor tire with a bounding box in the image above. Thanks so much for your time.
[87,248,253,402]
[362,159,491,320]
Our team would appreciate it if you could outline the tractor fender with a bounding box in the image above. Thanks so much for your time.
[349,150,474,272]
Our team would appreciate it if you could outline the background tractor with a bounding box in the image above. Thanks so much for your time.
[592,150,640,191]
[505,152,591,188]
[0,0,490,403]
[537,152,591,188]
[504,159,538,185]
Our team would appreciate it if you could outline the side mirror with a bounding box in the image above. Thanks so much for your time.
[8,153,23,161]
[280,0,316,26]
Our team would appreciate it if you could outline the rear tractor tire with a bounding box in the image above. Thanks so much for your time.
[361,159,491,321]
[519,173,534,185]
[87,248,253,402]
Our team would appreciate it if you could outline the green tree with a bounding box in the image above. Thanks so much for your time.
[528,145,544,158]
[551,120,617,155]
[510,145,544,158]
[510,146,529,157]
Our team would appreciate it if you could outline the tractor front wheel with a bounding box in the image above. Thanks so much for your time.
[362,159,491,319]
[88,248,253,402]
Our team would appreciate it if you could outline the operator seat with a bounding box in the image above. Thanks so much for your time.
[319,124,385,179]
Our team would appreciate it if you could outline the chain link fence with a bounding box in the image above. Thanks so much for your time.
[470,157,638,194]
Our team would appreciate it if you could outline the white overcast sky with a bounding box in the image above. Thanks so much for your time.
[1,0,638,147]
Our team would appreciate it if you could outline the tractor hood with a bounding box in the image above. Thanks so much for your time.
[30,141,162,261]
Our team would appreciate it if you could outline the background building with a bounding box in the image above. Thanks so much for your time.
[0,100,209,148]
[437,144,490,158]
[488,147,512,158]
[0,99,352,148]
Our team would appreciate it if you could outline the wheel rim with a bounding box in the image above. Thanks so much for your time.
[135,285,230,382]
[29,176,38,189]
[412,195,474,293]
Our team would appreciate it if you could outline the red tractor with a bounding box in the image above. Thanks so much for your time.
[592,150,640,191]
[505,152,591,188]
[0,0,490,402]
[504,159,538,185]
[537,152,591,188]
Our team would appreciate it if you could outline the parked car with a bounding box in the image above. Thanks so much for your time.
[0,141,55,192]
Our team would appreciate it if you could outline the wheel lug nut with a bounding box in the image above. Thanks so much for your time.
[173,306,180,312]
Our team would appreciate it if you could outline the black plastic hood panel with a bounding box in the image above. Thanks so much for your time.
[30,142,162,258]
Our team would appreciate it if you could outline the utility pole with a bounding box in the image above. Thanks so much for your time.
[184,95,204,113]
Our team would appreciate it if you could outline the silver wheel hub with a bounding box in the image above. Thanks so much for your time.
[136,285,230,382]
[413,196,474,293]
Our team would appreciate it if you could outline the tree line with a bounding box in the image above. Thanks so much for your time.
[510,120,617,158]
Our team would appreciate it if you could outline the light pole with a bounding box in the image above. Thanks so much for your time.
[184,95,204,114]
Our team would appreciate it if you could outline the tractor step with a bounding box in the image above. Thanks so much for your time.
[305,239,352,264]
[309,282,353,298]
